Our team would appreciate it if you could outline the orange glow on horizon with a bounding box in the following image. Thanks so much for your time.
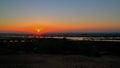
[0,23,120,34]
[0,16,119,34]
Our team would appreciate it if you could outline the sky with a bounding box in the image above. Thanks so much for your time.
[0,0,120,33]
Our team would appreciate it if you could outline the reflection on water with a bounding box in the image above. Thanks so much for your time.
[40,36,120,42]
[66,37,120,42]
[66,37,84,41]
[26,36,120,42]
[0,34,120,42]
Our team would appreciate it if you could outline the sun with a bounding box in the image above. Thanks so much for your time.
[35,27,43,34]
[37,28,41,32]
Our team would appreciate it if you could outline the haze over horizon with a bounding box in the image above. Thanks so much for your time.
[0,0,120,34]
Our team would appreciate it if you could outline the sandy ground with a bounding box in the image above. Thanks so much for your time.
[0,54,120,68]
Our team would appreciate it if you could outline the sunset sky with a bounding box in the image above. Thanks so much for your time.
[0,0,120,33]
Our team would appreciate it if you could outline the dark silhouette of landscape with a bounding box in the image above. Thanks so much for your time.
[0,33,120,68]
